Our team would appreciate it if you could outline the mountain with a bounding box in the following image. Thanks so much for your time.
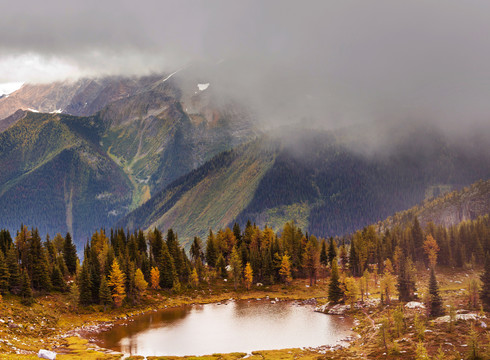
[119,126,490,244]
[0,111,132,240]
[0,76,161,123]
[0,74,258,243]
[378,179,490,231]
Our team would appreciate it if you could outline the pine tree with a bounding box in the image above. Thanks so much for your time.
[327,237,337,265]
[230,246,242,291]
[328,258,343,303]
[0,251,10,294]
[50,265,65,292]
[279,253,292,285]
[397,256,416,302]
[20,271,33,305]
[99,276,113,311]
[480,253,490,311]
[216,254,227,279]
[190,237,203,264]
[244,262,253,290]
[69,283,80,309]
[349,239,360,277]
[6,246,21,294]
[320,239,328,267]
[166,229,183,279]
[78,262,93,306]
[427,268,444,317]
[159,242,176,289]
[63,232,78,275]
[107,260,126,307]
[27,229,51,291]
[205,231,217,267]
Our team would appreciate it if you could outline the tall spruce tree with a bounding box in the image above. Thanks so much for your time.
[20,270,33,305]
[27,229,51,291]
[428,268,444,317]
[205,230,217,267]
[51,264,65,292]
[328,257,343,303]
[79,262,93,306]
[480,253,490,310]
[327,237,337,265]
[0,251,10,294]
[63,233,78,275]
[159,242,176,289]
[320,239,328,267]
[397,256,416,302]
[6,246,21,294]
[99,276,113,311]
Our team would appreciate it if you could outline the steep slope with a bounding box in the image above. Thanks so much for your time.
[0,111,132,241]
[119,139,276,246]
[379,179,490,231]
[120,126,490,243]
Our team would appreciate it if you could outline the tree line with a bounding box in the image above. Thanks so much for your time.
[0,214,488,312]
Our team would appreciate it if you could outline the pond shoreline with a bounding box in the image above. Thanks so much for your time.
[78,296,358,358]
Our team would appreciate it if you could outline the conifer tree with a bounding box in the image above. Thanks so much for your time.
[69,283,80,309]
[150,266,160,289]
[279,253,292,285]
[397,256,416,302]
[320,239,328,267]
[134,268,148,292]
[244,262,253,290]
[230,246,242,290]
[99,276,112,311]
[63,232,78,275]
[349,239,360,277]
[190,237,203,264]
[6,246,21,294]
[20,271,33,305]
[216,254,227,279]
[159,242,176,289]
[427,268,444,317]
[27,229,51,291]
[327,237,337,265]
[480,253,490,310]
[190,268,199,288]
[51,264,65,292]
[166,229,183,279]
[107,260,126,307]
[0,251,10,294]
[205,231,217,267]
[79,262,93,305]
[328,257,343,303]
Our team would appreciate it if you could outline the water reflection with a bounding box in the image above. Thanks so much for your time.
[94,300,353,357]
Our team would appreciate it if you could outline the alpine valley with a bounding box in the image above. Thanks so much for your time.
[0,73,489,246]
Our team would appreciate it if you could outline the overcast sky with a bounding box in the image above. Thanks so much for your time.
[1,0,490,136]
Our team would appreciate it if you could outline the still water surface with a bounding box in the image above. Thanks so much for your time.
[94,300,353,357]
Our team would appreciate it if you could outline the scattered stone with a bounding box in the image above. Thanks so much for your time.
[405,301,425,309]
[38,349,56,359]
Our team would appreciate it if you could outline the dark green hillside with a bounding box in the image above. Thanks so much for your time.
[0,112,132,242]
[120,126,490,245]
[236,129,490,236]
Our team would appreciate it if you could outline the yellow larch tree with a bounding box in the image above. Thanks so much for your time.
[244,262,253,290]
[150,266,160,289]
[107,260,126,307]
[134,268,148,292]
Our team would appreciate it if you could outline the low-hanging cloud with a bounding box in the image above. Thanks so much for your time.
[1,0,490,141]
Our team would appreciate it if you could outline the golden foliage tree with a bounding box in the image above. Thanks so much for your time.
[134,268,148,292]
[423,235,440,268]
[107,260,126,307]
[343,276,358,307]
[279,253,292,285]
[244,262,253,290]
[150,266,160,290]
[190,268,199,288]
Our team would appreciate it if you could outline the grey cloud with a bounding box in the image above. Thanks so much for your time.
[1,0,490,141]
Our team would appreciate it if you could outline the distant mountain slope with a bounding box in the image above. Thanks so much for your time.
[379,179,490,231]
[119,139,276,245]
[0,76,161,123]
[0,74,258,243]
[0,112,132,240]
[119,127,490,244]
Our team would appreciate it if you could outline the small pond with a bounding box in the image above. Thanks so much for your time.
[93,300,353,357]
